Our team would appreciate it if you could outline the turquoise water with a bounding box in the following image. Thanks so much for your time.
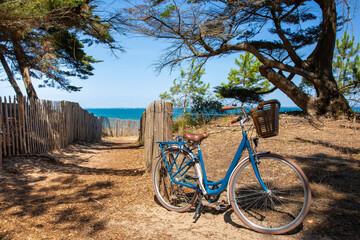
[87,108,145,120]
[87,107,360,120]
[86,108,186,120]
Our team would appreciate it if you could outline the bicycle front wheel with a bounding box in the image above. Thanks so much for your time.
[228,153,311,234]
[153,148,199,212]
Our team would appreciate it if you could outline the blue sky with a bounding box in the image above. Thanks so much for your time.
[1,3,359,108]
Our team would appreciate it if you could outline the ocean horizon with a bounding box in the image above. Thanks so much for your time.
[86,107,360,120]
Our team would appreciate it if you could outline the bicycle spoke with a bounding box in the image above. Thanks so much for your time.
[235,191,266,199]
[230,155,311,233]
[154,148,199,212]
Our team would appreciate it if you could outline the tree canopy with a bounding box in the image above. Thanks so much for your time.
[215,52,275,106]
[224,52,272,92]
[124,0,359,117]
[333,31,360,106]
[0,0,122,98]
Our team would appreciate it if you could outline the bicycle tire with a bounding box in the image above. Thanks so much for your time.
[228,153,311,234]
[153,147,199,212]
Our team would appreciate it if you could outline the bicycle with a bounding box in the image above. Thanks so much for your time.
[153,99,311,234]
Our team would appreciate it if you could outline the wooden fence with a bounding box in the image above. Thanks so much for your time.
[0,127,2,172]
[0,96,102,162]
[140,100,173,172]
[101,117,140,137]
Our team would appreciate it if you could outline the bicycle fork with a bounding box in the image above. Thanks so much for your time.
[192,160,206,221]
[249,151,270,194]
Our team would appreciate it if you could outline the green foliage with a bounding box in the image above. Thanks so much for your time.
[159,91,171,101]
[0,0,119,94]
[160,59,223,128]
[125,0,357,116]
[0,0,89,32]
[215,86,263,105]
[49,30,99,79]
[172,96,223,131]
[300,31,360,105]
[223,52,271,90]
[216,52,271,105]
[160,59,209,114]
[172,113,197,133]
[190,96,223,124]
[333,31,360,105]
[160,4,176,18]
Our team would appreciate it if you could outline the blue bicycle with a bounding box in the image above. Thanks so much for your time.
[153,100,311,234]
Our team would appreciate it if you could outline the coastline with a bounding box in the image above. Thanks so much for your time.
[86,107,360,120]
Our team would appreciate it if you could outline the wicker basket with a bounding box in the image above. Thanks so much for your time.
[250,99,281,138]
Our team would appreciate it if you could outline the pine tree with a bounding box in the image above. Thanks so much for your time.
[160,59,209,115]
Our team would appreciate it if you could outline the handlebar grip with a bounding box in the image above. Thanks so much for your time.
[221,106,235,111]
[231,118,239,124]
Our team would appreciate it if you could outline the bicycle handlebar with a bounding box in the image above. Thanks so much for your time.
[221,106,242,111]
[222,105,248,124]
[231,117,240,124]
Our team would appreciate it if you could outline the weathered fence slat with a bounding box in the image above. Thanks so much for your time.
[101,117,140,137]
[12,96,18,155]
[0,125,2,171]
[4,97,10,156]
[0,97,3,170]
[0,96,102,159]
[17,96,23,154]
[25,97,30,154]
[0,96,5,157]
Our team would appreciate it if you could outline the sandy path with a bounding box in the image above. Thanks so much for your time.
[0,137,319,239]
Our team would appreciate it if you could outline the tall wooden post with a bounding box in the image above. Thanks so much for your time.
[0,97,3,171]
[143,100,173,172]
[0,127,2,172]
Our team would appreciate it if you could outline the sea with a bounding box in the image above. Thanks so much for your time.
[86,107,360,120]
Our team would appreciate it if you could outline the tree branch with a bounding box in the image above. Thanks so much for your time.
[259,65,316,112]
[271,9,303,66]
[190,41,316,80]
[0,51,23,97]
[279,1,304,21]
[255,86,278,95]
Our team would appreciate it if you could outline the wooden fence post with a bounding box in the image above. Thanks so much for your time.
[0,127,2,172]
[0,97,3,165]
[138,111,146,145]
[143,100,173,172]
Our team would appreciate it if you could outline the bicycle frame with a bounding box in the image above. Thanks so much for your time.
[157,129,269,198]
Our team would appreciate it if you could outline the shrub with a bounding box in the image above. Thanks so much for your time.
[190,97,223,124]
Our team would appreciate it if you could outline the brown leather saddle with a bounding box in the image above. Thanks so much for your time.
[183,132,208,142]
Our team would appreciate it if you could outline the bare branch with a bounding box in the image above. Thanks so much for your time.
[271,8,303,66]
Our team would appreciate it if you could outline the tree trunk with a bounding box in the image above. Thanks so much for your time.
[260,0,353,118]
[259,66,316,113]
[259,66,352,117]
[0,52,23,97]
[307,0,337,71]
[311,74,352,116]
[12,37,38,99]
[20,65,38,99]
[305,0,352,117]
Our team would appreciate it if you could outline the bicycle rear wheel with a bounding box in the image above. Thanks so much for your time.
[228,153,311,234]
[153,148,199,212]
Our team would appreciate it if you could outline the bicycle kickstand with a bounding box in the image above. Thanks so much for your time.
[193,192,203,222]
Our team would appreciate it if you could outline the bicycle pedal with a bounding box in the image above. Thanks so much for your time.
[215,203,227,211]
